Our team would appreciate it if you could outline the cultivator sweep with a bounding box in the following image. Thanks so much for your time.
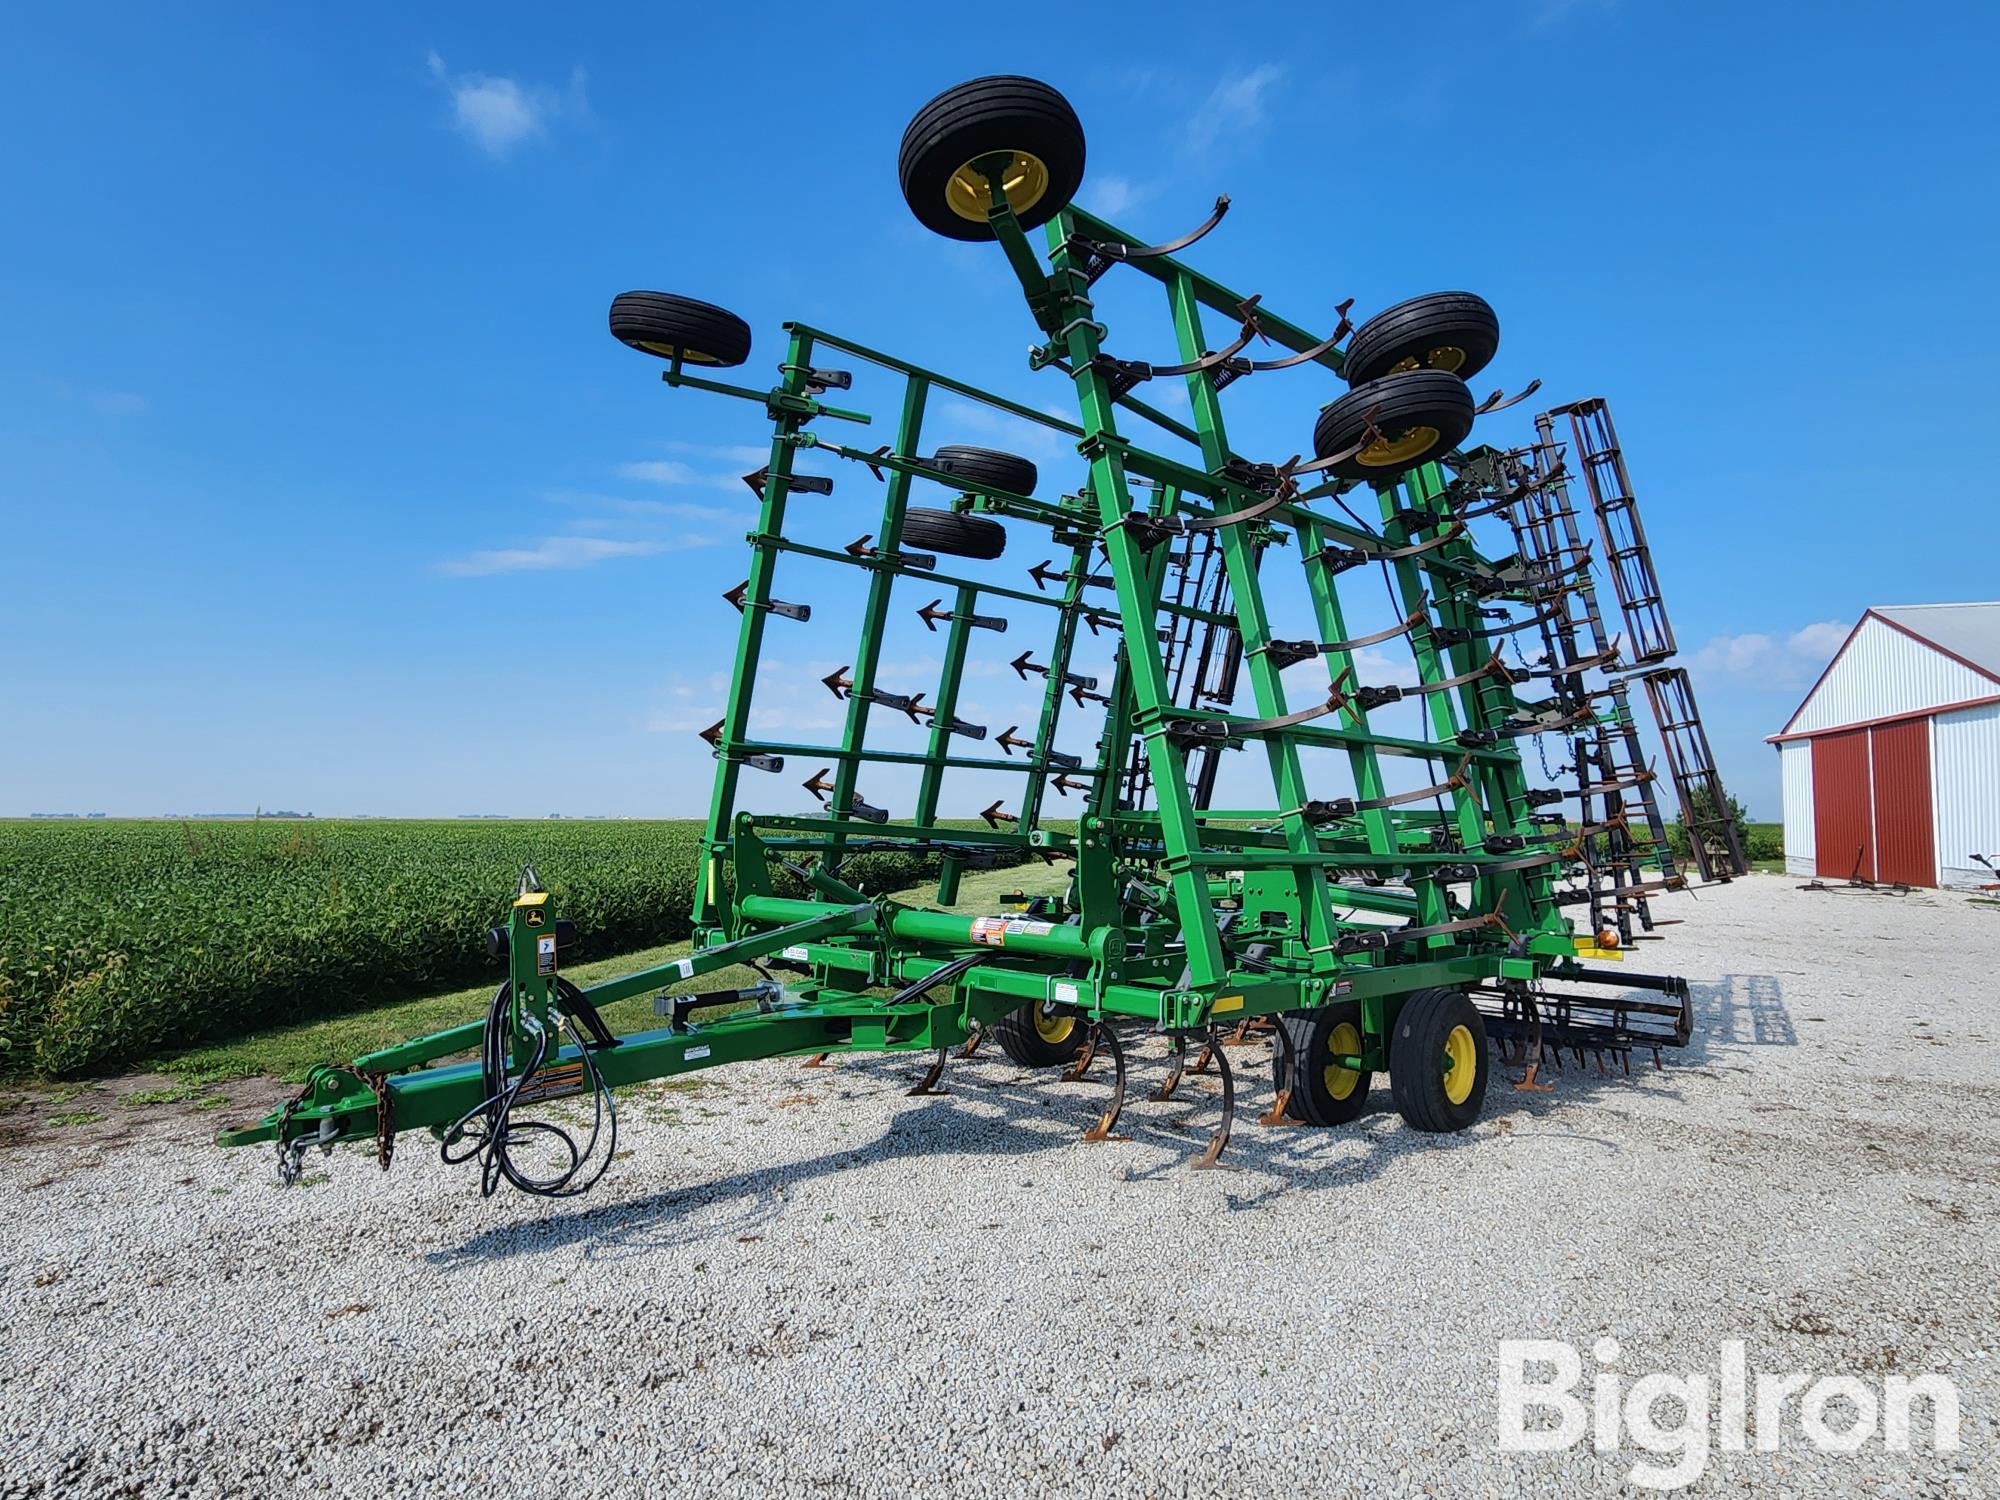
[222,76,1726,1196]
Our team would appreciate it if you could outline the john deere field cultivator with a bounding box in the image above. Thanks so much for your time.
[223,76,1730,1198]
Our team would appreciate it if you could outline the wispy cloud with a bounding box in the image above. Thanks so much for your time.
[1187,65,1284,152]
[661,440,771,466]
[440,535,670,577]
[1689,620,1849,689]
[617,459,754,494]
[1080,174,1153,220]
[426,52,588,159]
[543,490,736,523]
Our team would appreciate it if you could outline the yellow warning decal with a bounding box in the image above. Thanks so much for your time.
[1211,994,1245,1014]
[513,890,549,908]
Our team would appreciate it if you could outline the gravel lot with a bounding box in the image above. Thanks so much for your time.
[2,873,1994,1498]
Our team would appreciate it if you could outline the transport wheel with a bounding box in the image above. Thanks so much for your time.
[899,76,1086,241]
[993,1001,1087,1067]
[901,507,1007,560]
[1312,370,1476,484]
[1277,1003,1372,1126]
[1340,292,1499,387]
[1388,987,1489,1133]
[928,444,1039,496]
[608,291,752,367]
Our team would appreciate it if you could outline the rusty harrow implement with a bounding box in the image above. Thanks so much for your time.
[222,76,1704,1195]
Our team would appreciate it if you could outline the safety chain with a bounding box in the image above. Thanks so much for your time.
[274,1065,395,1186]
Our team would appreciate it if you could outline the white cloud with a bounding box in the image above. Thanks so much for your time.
[426,52,587,159]
[662,440,772,466]
[439,535,671,577]
[1080,174,1152,220]
[1689,620,1849,689]
[617,459,755,494]
[1187,65,1284,152]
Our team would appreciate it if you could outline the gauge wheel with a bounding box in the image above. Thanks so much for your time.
[927,444,1039,496]
[899,76,1086,241]
[608,292,752,367]
[993,1000,1087,1067]
[1278,1003,1373,1125]
[1341,292,1498,386]
[1387,987,1489,1133]
[1312,370,1477,485]
[901,507,1007,560]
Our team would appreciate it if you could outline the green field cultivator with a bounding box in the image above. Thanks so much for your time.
[223,76,1711,1197]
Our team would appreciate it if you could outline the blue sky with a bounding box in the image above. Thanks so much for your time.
[4,2,1995,819]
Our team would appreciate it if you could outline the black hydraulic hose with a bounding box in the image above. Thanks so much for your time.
[439,979,618,1199]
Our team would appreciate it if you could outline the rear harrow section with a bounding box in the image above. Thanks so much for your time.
[219,74,1711,1199]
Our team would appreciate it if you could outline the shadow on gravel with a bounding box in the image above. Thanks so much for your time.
[1680,974,1796,1064]
[428,1013,1711,1262]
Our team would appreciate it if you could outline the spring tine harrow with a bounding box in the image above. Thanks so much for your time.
[1078,1023,1130,1142]
[1189,1032,1236,1170]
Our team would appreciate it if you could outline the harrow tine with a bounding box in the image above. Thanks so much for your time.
[1473,377,1543,416]
[801,1053,833,1069]
[1150,1037,1187,1103]
[1079,1023,1129,1143]
[957,1025,984,1060]
[1190,1030,1236,1170]
[905,1045,950,1097]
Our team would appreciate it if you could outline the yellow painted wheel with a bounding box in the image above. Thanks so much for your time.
[994,997,1087,1067]
[1322,1021,1363,1102]
[1356,424,1441,469]
[1031,1002,1075,1047]
[1387,344,1469,376]
[946,150,1050,224]
[1441,1022,1477,1106]
[1389,988,1488,1132]
[1279,1004,1372,1125]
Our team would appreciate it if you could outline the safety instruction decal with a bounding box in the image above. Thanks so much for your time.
[969,917,1055,947]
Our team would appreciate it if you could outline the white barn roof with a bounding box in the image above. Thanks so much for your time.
[1772,602,2000,742]
[1872,602,2000,679]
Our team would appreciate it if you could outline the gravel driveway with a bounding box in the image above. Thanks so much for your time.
[2,874,1994,1497]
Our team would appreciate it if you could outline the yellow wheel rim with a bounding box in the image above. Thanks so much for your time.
[1442,1022,1477,1106]
[634,340,723,366]
[1032,1002,1074,1046]
[1388,345,1469,375]
[947,150,1050,223]
[1321,1021,1362,1101]
[1357,424,1440,468]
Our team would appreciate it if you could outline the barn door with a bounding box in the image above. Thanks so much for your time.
[1812,729,1873,881]
[1869,719,1936,887]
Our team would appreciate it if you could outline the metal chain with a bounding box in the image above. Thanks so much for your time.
[272,1065,395,1186]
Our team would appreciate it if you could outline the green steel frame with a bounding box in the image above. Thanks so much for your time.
[220,188,1590,1172]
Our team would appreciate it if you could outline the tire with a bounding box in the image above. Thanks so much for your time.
[1312,370,1476,484]
[1387,987,1488,1133]
[1341,292,1499,387]
[901,507,1007,560]
[899,76,1086,241]
[608,292,752,368]
[993,1001,1087,1067]
[928,444,1039,496]
[1278,1004,1372,1126]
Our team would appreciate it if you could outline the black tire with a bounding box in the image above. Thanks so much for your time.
[608,292,752,368]
[1387,987,1488,1133]
[899,76,1086,241]
[1278,1004,1372,1126]
[992,1001,1087,1067]
[1341,292,1499,387]
[1312,370,1476,484]
[928,444,1039,496]
[901,507,1007,560]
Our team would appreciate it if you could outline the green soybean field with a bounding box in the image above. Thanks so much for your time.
[0,819,978,1078]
